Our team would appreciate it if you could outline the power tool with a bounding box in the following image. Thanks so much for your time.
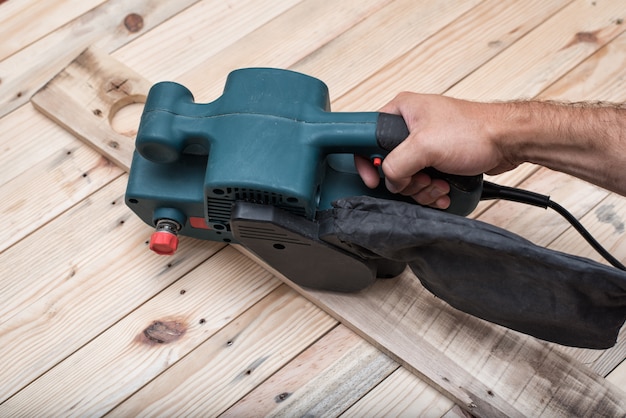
[125,67,485,291]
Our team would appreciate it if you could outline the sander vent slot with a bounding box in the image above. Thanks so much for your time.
[207,188,306,226]
[235,189,282,204]
[207,197,233,225]
[237,225,310,245]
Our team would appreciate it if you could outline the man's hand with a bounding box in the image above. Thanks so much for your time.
[356,93,518,209]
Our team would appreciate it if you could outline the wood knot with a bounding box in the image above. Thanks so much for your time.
[124,13,144,33]
[275,392,291,403]
[563,30,600,49]
[142,320,186,344]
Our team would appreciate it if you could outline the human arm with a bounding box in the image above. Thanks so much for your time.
[356,93,626,208]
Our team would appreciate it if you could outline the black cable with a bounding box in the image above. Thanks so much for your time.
[481,181,626,271]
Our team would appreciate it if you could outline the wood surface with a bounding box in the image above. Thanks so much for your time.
[2,0,626,416]
[0,0,201,118]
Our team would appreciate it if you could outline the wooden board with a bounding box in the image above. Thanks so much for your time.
[31,36,626,417]
[4,0,626,416]
[0,0,201,118]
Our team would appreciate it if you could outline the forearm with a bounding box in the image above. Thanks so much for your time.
[492,101,626,195]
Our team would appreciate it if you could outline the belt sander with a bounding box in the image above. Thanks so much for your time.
[125,68,482,292]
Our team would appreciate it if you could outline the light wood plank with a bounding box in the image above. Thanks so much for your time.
[223,325,398,417]
[332,0,573,111]
[0,103,87,187]
[447,0,626,101]
[289,0,484,99]
[607,359,626,391]
[0,0,200,118]
[32,47,153,170]
[112,0,305,82]
[176,0,394,103]
[29,0,626,413]
[301,271,626,417]
[107,285,334,417]
[342,367,454,417]
[0,176,226,403]
[0,136,122,252]
[0,0,106,60]
[537,24,626,103]
[0,247,284,416]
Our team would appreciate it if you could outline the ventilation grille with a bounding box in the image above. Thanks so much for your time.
[207,188,306,225]
[236,225,310,245]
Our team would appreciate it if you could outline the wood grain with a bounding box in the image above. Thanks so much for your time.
[16,0,626,416]
[332,0,573,111]
[289,0,483,98]
[0,0,200,118]
[0,176,225,403]
[447,0,626,101]
[0,0,106,60]
[343,366,455,417]
[223,325,398,417]
[0,247,283,416]
[112,0,305,82]
[107,284,334,417]
[32,47,152,170]
[176,0,394,103]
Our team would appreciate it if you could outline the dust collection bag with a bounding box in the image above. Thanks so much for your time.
[330,196,626,349]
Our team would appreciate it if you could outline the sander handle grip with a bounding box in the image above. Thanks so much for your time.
[375,113,483,215]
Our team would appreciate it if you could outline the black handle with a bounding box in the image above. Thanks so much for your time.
[376,113,410,150]
[375,113,483,216]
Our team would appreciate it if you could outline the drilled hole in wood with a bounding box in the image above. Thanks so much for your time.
[109,95,146,137]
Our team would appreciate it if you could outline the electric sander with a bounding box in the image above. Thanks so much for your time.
[125,68,483,291]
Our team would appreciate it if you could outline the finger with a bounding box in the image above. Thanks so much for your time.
[354,155,380,188]
[382,141,429,193]
[411,180,450,207]
[433,195,451,210]
[395,172,431,196]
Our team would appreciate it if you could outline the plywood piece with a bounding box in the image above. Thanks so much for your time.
[302,271,626,417]
[0,248,284,416]
[107,285,334,417]
[223,325,398,417]
[0,0,200,118]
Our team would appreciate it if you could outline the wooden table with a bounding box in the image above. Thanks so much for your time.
[1,1,626,416]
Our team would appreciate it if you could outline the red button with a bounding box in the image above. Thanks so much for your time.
[150,231,179,255]
[189,216,210,229]
[372,157,382,167]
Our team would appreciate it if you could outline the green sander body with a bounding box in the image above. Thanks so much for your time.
[126,68,483,291]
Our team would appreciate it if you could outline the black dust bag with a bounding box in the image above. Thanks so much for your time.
[329,196,626,349]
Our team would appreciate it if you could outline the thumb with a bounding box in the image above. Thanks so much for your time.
[381,132,432,194]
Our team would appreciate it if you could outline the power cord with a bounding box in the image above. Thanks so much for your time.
[481,181,626,271]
